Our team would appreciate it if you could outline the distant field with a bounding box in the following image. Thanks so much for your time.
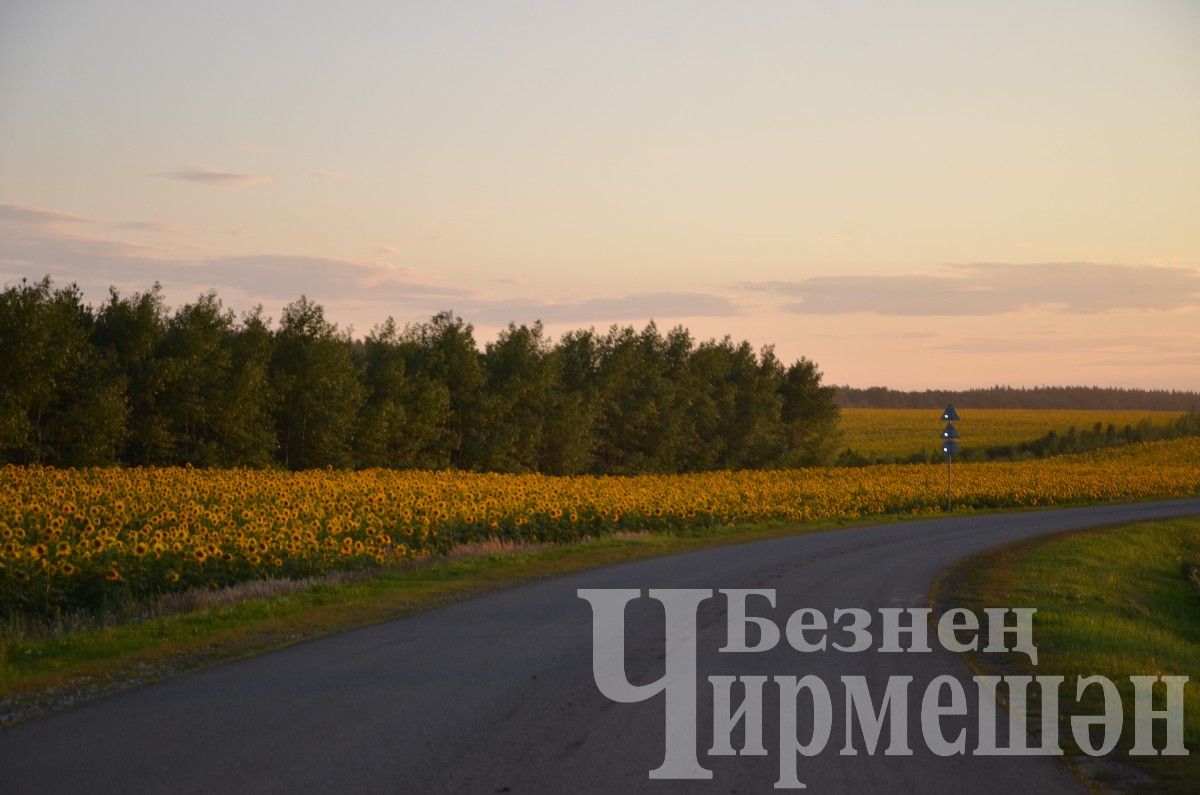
[838,408,1185,460]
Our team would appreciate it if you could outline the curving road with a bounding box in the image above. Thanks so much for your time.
[3,498,1199,793]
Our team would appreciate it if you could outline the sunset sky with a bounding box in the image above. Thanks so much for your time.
[2,1,1197,389]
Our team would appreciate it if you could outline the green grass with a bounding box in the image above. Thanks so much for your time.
[940,517,1200,792]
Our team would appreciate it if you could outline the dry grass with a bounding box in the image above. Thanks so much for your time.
[149,571,370,616]
[444,537,550,559]
[437,531,657,560]
[1,570,370,645]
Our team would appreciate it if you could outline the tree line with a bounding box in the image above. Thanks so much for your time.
[835,385,1200,411]
[0,277,840,473]
[966,412,1200,462]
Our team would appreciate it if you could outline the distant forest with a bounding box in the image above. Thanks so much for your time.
[835,385,1200,411]
[0,278,839,473]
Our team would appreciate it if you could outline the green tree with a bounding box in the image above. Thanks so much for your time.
[538,330,600,474]
[779,357,840,466]
[401,312,484,469]
[593,323,684,473]
[730,345,788,468]
[156,295,276,466]
[270,297,363,469]
[0,277,125,465]
[216,307,277,467]
[92,285,170,464]
[355,318,451,468]
[474,322,557,472]
[157,292,233,464]
[686,338,788,470]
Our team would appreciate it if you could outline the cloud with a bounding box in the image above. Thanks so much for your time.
[935,334,1200,356]
[0,222,739,330]
[813,330,937,340]
[0,219,163,270]
[117,220,185,234]
[0,203,90,226]
[459,291,743,325]
[0,205,465,304]
[156,167,268,187]
[5,207,1192,336]
[742,263,1200,316]
[189,256,469,302]
[312,170,348,181]
[1088,352,1200,368]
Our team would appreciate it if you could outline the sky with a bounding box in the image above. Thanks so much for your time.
[1,0,1198,390]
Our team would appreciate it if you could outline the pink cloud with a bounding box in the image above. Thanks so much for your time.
[0,203,91,226]
[156,167,268,187]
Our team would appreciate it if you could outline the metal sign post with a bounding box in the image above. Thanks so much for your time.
[940,404,960,511]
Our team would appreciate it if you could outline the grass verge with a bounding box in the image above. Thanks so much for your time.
[2,512,910,727]
[936,517,1200,793]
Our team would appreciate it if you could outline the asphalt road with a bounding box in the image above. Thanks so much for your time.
[3,498,1199,794]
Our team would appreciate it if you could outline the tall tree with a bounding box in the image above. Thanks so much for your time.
[475,322,556,472]
[686,338,788,470]
[92,285,170,464]
[355,318,451,468]
[593,323,682,473]
[270,297,363,469]
[0,278,125,465]
[157,292,233,465]
[538,330,599,475]
[156,294,276,466]
[216,307,277,467]
[401,312,484,469]
[730,344,787,468]
[779,357,840,466]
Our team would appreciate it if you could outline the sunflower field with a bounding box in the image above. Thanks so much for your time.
[2,437,1199,616]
